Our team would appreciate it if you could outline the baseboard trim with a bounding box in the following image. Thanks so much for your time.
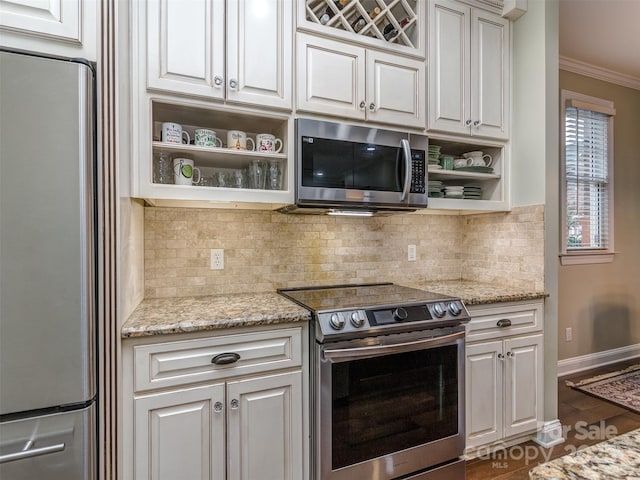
[534,419,565,448]
[557,344,640,377]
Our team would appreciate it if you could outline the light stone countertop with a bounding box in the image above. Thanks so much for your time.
[528,427,640,479]
[405,280,548,306]
[121,292,311,338]
[121,281,548,338]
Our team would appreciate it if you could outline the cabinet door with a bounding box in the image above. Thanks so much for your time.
[0,0,80,43]
[146,0,225,98]
[296,33,365,120]
[134,384,226,480]
[465,340,503,449]
[226,0,292,109]
[227,371,303,480]
[471,9,510,140]
[504,334,543,438]
[428,0,471,136]
[367,51,426,129]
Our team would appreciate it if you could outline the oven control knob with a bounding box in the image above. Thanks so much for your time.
[448,302,462,316]
[350,311,365,328]
[393,307,408,321]
[432,303,446,318]
[329,313,345,330]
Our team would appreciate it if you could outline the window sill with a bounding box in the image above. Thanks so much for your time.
[559,252,615,265]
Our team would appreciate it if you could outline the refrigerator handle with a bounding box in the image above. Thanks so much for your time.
[0,441,66,464]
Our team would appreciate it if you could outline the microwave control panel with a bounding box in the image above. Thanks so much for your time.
[411,152,426,194]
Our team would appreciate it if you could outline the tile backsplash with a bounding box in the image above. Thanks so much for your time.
[144,205,544,298]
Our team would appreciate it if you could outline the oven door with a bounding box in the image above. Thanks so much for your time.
[314,327,465,480]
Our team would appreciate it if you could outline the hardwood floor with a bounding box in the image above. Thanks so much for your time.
[465,360,640,480]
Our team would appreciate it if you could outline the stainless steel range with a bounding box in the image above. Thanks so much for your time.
[278,283,470,480]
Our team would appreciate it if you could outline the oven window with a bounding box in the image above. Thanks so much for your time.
[331,345,459,470]
[301,137,403,192]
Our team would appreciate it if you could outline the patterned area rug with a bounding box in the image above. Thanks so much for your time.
[566,364,640,414]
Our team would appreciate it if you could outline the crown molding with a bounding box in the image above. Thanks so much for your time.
[559,56,640,91]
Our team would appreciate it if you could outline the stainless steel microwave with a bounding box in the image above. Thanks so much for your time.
[279,119,428,216]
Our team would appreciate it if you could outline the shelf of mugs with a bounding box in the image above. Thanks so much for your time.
[151,141,286,170]
[303,0,421,51]
[152,151,286,191]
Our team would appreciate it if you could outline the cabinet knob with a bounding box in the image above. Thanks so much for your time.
[465,119,472,126]
[498,353,505,360]
[496,319,512,328]
[473,120,481,127]
[359,100,366,110]
[214,76,223,87]
[230,399,239,410]
[506,351,513,358]
[214,401,223,413]
[369,102,376,111]
[229,78,238,89]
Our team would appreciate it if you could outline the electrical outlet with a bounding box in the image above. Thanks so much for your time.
[565,327,573,342]
[408,244,417,262]
[210,249,224,270]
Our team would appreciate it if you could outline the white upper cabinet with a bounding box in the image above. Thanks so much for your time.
[0,0,97,60]
[145,0,292,110]
[428,0,509,140]
[297,33,425,129]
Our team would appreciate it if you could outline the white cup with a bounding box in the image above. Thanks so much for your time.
[173,158,201,185]
[162,122,190,145]
[462,151,493,167]
[256,133,283,153]
[194,129,223,148]
[453,158,470,168]
[227,130,255,151]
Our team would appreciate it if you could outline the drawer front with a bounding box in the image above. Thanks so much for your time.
[466,301,543,341]
[134,327,302,392]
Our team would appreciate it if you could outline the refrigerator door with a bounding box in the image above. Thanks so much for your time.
[0,51,95,415]
[0,404,95,479]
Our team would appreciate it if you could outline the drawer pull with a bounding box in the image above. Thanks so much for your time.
[496,319,512,328]
[211,352,241,365]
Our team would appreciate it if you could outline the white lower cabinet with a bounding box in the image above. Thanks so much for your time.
[134,371,302,480]
[124,326,306,480]
[465,301,544,453]
[134,384,226,480]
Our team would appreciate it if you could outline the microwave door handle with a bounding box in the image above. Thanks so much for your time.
[323,330,465,361]
[400,139,411,201]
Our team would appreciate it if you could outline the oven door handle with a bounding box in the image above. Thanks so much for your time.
[322,330,465,361]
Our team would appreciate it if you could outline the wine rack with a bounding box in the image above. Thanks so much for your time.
[305,0,419,49]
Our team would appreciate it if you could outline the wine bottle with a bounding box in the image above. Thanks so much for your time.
[383,16,410,41]
[319,0,349,25]
[351,15,366,32]
[369,7,381,20]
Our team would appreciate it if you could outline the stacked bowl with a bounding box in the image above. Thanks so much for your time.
[428,145,441,168]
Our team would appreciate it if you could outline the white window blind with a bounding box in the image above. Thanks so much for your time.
[564,105,611,251]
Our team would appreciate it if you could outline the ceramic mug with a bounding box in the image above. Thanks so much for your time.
[194,129,223,148]
[162,122,190,145]
[173,158,201,185]
[453,158,470,169]
[462,151,493,167]
[227,130,255,151]
[256,133,283,153]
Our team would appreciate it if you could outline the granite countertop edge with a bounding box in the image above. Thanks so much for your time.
[121,281,549,338]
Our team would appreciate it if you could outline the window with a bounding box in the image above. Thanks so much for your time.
[560,90,615,265]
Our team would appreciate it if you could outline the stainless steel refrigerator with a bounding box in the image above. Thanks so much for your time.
[0,49,96,479]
